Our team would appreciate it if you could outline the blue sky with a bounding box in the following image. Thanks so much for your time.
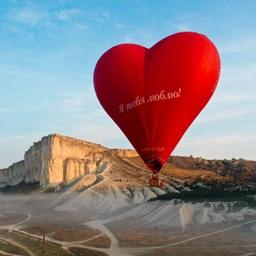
[1,0,256,167]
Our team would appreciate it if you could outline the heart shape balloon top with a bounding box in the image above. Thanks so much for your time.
[94,32,221,173]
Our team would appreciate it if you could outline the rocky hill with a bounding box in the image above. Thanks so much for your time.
[0,134,137,188]
[1,134,256,203]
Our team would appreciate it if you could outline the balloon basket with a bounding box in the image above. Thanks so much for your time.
[149,173,164,188]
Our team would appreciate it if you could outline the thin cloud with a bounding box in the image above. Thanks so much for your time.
[174,23,193,32]
[198,105,256,123]
[5,5,86,32]
[221,65,256,86]
[214,91,256,103]
[8,7,46,25]
[56,8,81,21]
[123,34,136,42]
[114,23,127,30]
[221,35,256,54]
[174,133,256,160]
[101,11,111,20]
[56,88,98,114]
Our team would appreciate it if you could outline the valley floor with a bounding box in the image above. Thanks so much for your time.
[0,194,256,256]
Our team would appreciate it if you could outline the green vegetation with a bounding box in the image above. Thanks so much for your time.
[154,190,256,208]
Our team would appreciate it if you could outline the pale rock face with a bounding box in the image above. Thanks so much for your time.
[21,134,108,186]
[132,188,147,204]
[86,160,97,173]
[64,158,86,184]
[25,135,53,184]
[150,187,166,196]
[142,187,158,201]
[1,134,137,188]
[0,161,25,187]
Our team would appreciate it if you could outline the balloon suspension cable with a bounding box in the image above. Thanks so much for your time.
[146,159,163,173]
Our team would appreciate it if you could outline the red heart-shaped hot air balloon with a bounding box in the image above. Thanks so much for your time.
[94,32,221,173]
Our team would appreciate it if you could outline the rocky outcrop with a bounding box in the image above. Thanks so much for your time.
[0,160,25,187]
[0,134,138,188]
[111,148,138,158]
[22,134,112,186]
[169,156,256,179]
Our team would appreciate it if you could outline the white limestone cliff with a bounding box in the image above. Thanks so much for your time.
[0,134,138,188]
[0,160,25,187]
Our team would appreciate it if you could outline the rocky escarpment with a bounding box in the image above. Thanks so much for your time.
[24,134,109,186]
[0,134,138,188]
[1,134,256,202]
[168,156,256,181]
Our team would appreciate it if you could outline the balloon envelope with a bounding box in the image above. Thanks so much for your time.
[94,32,221,172]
